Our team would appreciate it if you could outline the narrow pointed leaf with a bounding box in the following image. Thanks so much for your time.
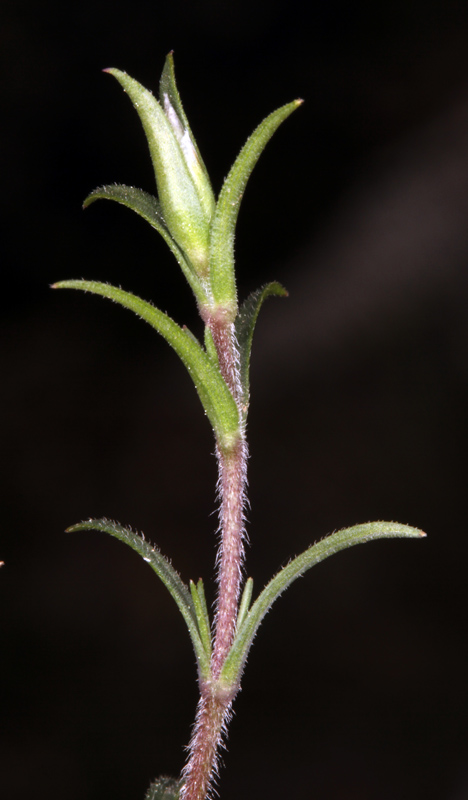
[190,579,212,659]
[203,326,219,366]
[52,280,240,450]
[236,577,254,632]
[67,519,210,676]
[235,282,288,415]
[83,184,209,304]
[196,579,211,637]
[209,99,302,311]
[221,521,425,686]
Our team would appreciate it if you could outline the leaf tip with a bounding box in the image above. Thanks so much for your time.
[82,191,98,209]
[102,67,125,82]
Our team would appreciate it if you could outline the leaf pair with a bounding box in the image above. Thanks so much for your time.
[68,518,424,689]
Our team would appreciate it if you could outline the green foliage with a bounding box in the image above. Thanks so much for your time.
[208,100,302,314]
[56,54,426,800]
[58,53,300,451]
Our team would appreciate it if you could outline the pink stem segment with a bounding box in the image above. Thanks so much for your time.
[211,436,247,677]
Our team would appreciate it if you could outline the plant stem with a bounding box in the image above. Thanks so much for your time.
[212,435,247,677]
[181,316,247,800]
[181,682,236,800]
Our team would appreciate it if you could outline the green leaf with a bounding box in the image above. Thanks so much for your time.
[236,577,253,632]
[190,579,212,659]
[145,776,183,800]
[235,282,288,416]
[220,521,426,686]
[203,325,219,366]
[52,280,240,451]
[209,99,302,313]
[67,519,210,677]
[83,184,209,305]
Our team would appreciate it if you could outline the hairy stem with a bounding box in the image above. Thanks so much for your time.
[212,436,247,677]
[182,315,247,800]
[181,682,236,800]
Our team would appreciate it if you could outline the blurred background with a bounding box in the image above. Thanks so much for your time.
[2,1,468,798]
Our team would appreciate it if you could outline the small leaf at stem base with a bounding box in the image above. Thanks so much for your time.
[145,776,183,800]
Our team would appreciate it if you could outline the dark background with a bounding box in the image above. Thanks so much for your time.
[2,1,468,799]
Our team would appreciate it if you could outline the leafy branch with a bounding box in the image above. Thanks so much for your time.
[54,53,426,800]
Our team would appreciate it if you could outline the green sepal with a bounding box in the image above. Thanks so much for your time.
[145,776,183,800]
[66,519,210,678]
[105,68,210,276]
[52,280,240,451]
[190,579,212,659]
[209,99,302,313]
[220,521,425,686]
[83,184,209,305]
[235,282,288,417]
[159,53,215,222]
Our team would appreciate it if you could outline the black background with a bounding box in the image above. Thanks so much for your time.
[2,2,468,799]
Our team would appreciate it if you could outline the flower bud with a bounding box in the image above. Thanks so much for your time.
[106,65,215,278]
